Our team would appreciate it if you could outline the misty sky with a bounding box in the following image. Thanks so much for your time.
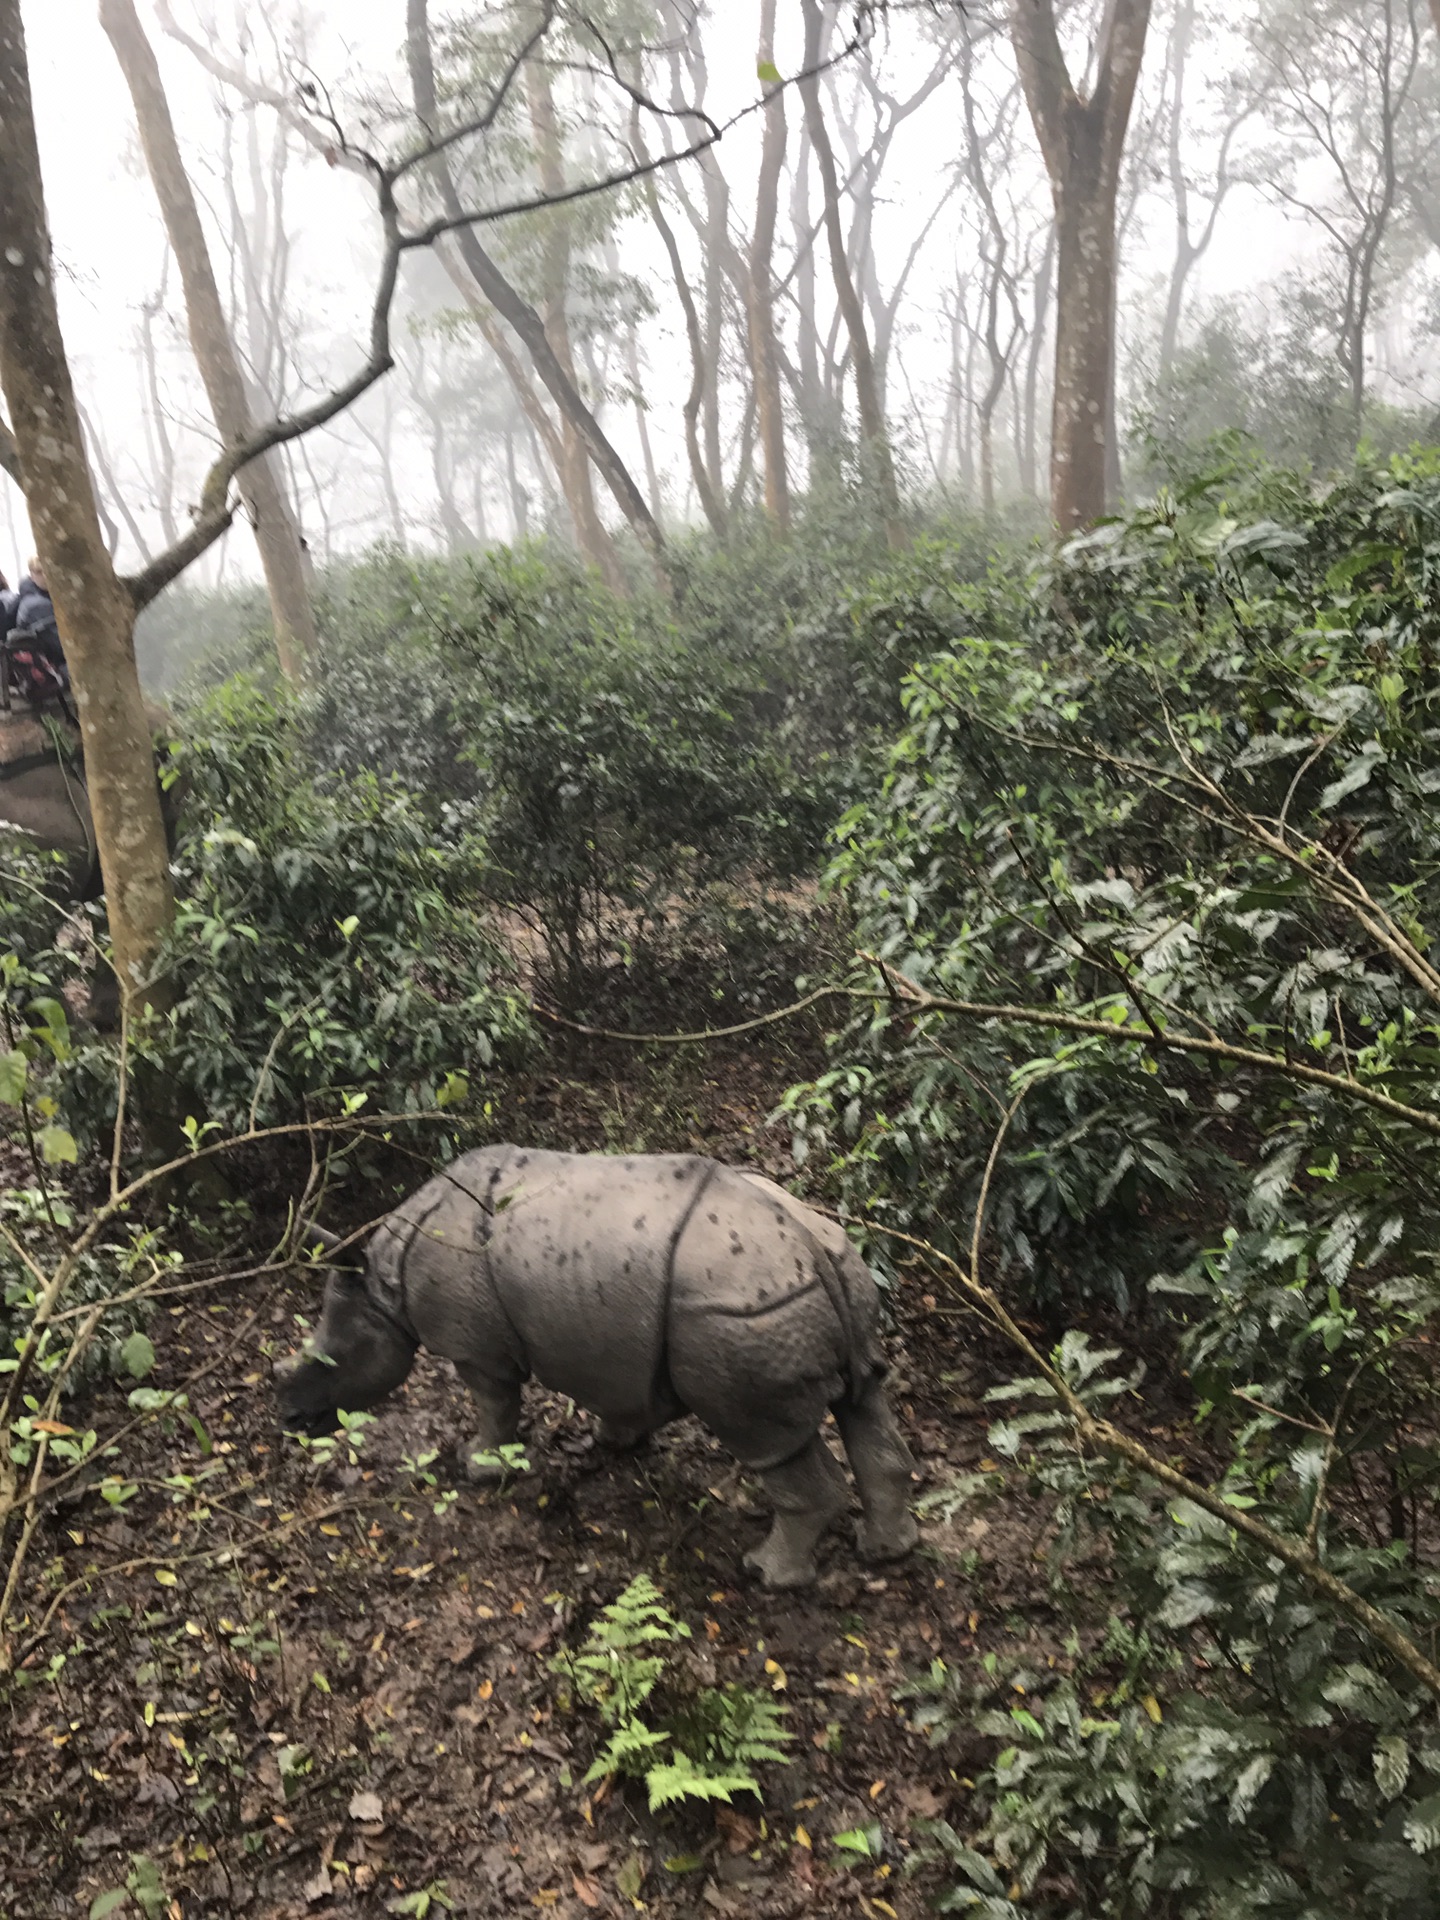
[0,1,1416,583]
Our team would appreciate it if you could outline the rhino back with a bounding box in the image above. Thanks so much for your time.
[405,1149,717,1422]
[665,1167,879,1464]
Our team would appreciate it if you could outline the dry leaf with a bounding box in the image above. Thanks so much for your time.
[347,1789,383,1823]
[303,1866,333,1904]
[572,1873,602,1908]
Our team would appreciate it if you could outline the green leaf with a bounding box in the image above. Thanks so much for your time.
[1375,1733,1410,1801]
[120,1332,156,1380]
[1405,1791,1440,1853]
[436,1070,469,1110]
[89,1893,131,1920]
[615,1854,647,1900]
[0,1047,27,1106]
[832,1824,881,1856]
[37,1124,77,1165]
[757,59,782,84]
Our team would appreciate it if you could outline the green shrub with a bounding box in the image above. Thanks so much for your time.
[780,453,1440,1915]
[785,455,1440,1314]
[553,1575,791,1813]
[149,677,528,1131]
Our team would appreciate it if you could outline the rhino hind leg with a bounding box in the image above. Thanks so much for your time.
[454,1363,523,1483]
[834,1374,919,1563]
[745,1435,850,1590]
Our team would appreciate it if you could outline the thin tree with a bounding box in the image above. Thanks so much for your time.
[1244,0,1425,436]
[100,0,317,683]
[158,0,667,586]
[1011,0,1153,531]
[1157,0,1248,377]
[748,0,792,532]
[797,0,905,548]
[0,0,174,1008]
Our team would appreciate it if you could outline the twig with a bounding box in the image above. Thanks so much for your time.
[1229,1389,1333,1438]
[870,1215,1440,1704]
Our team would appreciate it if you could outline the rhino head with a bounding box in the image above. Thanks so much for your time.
[275,1249,418,1435]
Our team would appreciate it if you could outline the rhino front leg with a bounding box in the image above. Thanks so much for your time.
[745,1435,849,1589]
[453,1362,523,1484]
[834,1377,919,1563]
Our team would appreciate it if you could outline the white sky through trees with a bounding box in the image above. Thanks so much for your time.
[3,1,1434,584]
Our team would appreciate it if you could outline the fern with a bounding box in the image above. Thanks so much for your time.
[585,1719,670,1784]
[670,1684,794,1769]
[554,1576,791,1814]
[645,1751,762,1813]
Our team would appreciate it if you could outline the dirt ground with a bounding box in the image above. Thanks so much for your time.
[1,1033,1059,1920]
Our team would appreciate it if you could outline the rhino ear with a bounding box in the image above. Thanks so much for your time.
[300,1222,365,1270]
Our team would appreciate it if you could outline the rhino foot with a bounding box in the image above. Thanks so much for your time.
[856,1510,920,1563]
[744,1535,819,1590]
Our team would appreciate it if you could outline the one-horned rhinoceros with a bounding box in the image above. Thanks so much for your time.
[276,1145,918,1588]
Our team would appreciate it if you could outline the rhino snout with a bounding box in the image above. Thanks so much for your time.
[274,1350,345,1431]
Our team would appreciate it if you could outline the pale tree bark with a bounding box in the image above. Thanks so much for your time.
[1158,0,1246,376]
[632,98,727,535]
[0,0,173,1007]
[100,0,316,683]
[1011,0,1153,531]
[402,0,664,591]
[798,0,905,546]
[748,0,791,531]
[525,56,626,592]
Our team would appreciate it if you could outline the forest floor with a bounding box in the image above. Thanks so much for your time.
[1,1020,1104,1920]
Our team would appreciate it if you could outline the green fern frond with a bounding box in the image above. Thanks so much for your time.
[644,1750,760,1813]
[583,1719,670,1784]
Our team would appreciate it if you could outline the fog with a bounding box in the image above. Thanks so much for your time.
[4,0,1437,587]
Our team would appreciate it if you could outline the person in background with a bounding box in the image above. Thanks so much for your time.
[0,570,15,632]
[10,556,68,690]
[15,556,57,641]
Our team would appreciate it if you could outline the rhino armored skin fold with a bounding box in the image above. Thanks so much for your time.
[276,1146,919,1588]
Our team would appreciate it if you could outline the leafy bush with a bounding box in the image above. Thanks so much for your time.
[1132,285,1434,489]
[907,1360,1440,1918]
[553,1575,791,1812]
[148,678,527,1130]
[786,455,1440,1314]
[777,454,1440,1915]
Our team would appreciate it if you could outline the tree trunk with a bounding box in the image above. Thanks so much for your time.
[526,59,627,593]
[100,0,316,682]
[1021,227,1053,498]
[1011,0,1152,532]
[0,0,173,1008]
[404,1,664,591]
[634,104,727,535]
[747,0,791,532]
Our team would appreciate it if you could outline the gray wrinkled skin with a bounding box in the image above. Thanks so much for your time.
[276,1147,918,1588]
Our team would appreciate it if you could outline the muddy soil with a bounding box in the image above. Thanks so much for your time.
[1,1034,1073,1920]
